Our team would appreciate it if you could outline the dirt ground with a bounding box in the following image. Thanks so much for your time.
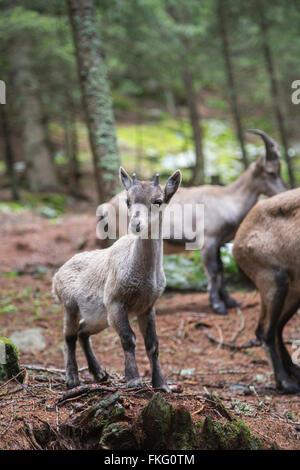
[0,206,300,450]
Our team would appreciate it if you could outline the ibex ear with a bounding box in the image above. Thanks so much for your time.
[119,167,132,190]
[164,170,182,204]
[254,155,266,172]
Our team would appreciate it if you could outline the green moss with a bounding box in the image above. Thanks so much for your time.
[80,393,122,431]
[140,393,198,450]
[99,422,137,450]
[201,416,264,450]
[171,406,198,450]
[24,192,67,216]
[0,337,21,383]
[140,393,172,449]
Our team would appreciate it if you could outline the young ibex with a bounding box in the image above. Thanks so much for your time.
[52,168,181,391]
[233,188,300,393]
[99,130,286,315]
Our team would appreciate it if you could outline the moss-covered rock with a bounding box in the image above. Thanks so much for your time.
[74,393,122,431]
[140,393,198,450]
[100,422,138,450]
[200,416,264,450]
[0,337,21,383]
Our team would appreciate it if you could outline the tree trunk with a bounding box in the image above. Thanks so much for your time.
[66,0,120,203]
[166,5,205,185]
[181,65,205,185]
[164,87,176,118]
[217,0,248,169]
[0,105,19,200]
[64,115,81,193]
[257,4,295,188]
[10,39,59,192]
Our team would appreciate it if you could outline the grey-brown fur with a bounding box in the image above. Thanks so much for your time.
[52,167,181,390]
[233,187,300,393]
[99,130,286,315]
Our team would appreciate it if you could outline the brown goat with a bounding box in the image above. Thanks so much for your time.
[233,188,300,393]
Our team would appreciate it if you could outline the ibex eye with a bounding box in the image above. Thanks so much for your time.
[153,199,163,206]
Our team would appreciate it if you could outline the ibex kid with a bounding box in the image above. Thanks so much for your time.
[53,168,181,391]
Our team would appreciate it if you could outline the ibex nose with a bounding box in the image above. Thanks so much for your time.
[130,218,141,233]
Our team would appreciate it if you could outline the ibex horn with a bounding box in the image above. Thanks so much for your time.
[152,173,159,187]
[248,129,280,161]
[132,173,138,185]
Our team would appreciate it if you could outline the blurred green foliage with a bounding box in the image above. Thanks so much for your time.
[163,244,240,291]
[0,0,299,193]
[0,193,67,218]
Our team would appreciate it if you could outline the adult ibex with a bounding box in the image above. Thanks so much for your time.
[98,130,286,315]
[233,188,300,393]
[53,167,181,391]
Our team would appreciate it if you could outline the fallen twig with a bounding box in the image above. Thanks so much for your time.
[56,384,117,405]
[21,364,88,375]
[0,404,14,438]
[0,369,25,391]
[0,385,23,398]
[205,332,261,352]
[231,307,245,344]
[23,420,43,450]
[205,332,241,350]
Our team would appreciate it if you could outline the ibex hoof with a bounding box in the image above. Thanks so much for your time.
[153,383,171,393]
[127,378,143,389]
[212,302,228,316]
[94,368,108,382]
[66,377,80,389]
[279,379,300,394]
[224,297,240,309]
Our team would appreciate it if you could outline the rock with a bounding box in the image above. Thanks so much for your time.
[180,368,195,376]
[0,337,21,383]
[229,384,251,396]
[200,416,264,450]
[140,392,197,450]
[100,422,137,450]
[9,328,46,353]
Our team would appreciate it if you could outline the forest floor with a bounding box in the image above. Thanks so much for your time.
[0,202,300,450]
